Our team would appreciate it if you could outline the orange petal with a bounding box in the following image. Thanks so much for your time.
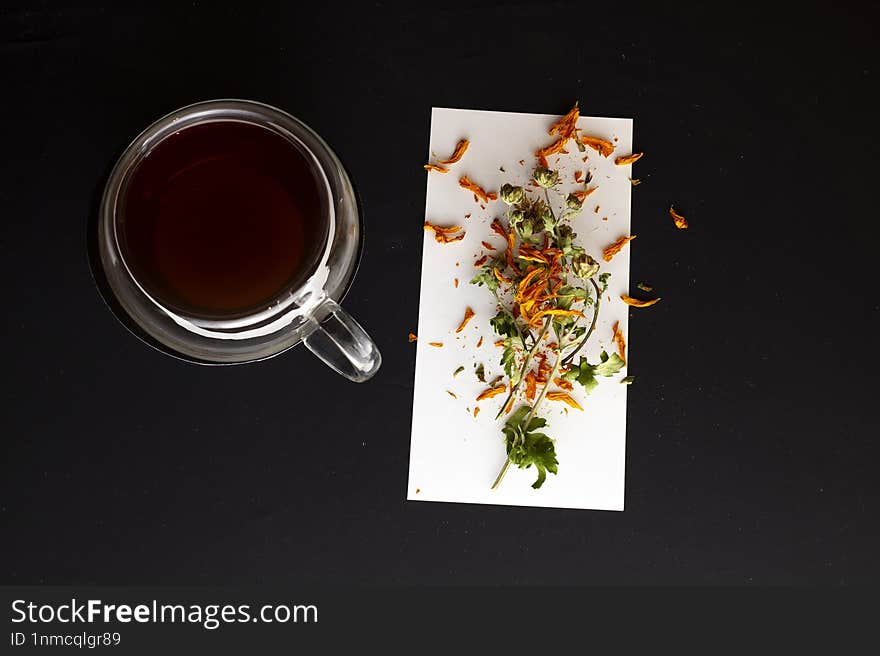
[455,307,476,333]
[423,163,449,173]
[621,295,661,308]
[571,187,597,201]
[546,391,583,410]
[614,152,643,166]
[408,333,418,342]
[611,321,627,364]
[437,139,469,165]
[549,103,580,139]
[459,176,496,204]
[602,235,637,262]
[670,205,688,229]
[476,385,507,401]
[553,377,573,391]
[580,135,615,157]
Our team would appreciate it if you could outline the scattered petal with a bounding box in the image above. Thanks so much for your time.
[428,341,444,347]
[580,135,615,157]
[546,392,583,410]
[423,163,449,174]
[437,139,470,165]
[408,333,418,342]
[476,385,507,401]
[524,371,538,402]
[459,176,497,204]
[424,221,465,244]
[455,307,476,333]
[611,321,627,364]
[670,205,688,229]
[602,235,637,262]
[621,295,661,308]
[615,152,643,166]
[571,187,597,201]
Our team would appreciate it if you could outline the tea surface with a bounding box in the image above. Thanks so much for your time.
[120,120,324,317]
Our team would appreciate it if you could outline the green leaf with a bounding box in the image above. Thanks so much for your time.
[556,285,587,311]
[598,272,611,294]
[490,310,518,339]
[501,406,558,489]
[475,362,486,383]
[470,262,503,292]
[565,352,625,396]
[620,375,635,385]
[525,432,558,489]
[594,352,625,376]
[501,339,520,385]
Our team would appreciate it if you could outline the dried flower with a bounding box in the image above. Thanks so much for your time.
[572,251,600,279]
[566,193,584,211]
[500,183,525,205]
[533,166,560,188]
[423,163,449,173]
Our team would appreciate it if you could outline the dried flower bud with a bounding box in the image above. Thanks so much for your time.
[555,224,574,253]
[566,193,584,211]
[572,251,599,279]
[509,209,525,226]
[499,183,524,205]
[533,166,560,189]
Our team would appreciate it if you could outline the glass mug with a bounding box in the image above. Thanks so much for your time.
[98,99,381,381]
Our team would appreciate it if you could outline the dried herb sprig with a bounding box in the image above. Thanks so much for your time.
[471,130,627,490]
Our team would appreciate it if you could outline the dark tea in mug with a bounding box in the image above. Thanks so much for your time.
[118,121,327,318]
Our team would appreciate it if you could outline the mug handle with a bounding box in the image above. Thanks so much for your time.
[302,298,382,382]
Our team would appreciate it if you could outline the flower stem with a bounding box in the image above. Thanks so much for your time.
[490,458,511,490]
[492,322,575,490]
[494,317,552,420]
[561,277,602,367]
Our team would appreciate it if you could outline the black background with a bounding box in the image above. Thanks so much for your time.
[2,1,878,586]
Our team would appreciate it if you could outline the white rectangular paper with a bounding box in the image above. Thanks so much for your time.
[408,108,633,511]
